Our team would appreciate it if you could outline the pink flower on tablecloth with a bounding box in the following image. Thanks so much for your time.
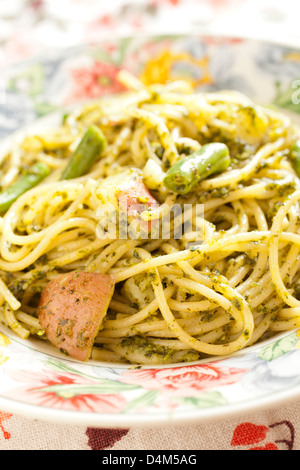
[66,61,127,104]
[121,363,247,397]
[2,368,126,413]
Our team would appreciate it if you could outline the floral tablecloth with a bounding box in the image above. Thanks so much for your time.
[1,0,300,451]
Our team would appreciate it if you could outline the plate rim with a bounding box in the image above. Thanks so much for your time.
[2,29,300,76]
[0,379,300,428]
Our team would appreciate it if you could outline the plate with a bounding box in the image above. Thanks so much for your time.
[1,34,300,428]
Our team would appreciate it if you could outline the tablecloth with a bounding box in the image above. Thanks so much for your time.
[1,0,300,451]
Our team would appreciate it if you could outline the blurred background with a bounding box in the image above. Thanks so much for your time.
[0,0,300,70]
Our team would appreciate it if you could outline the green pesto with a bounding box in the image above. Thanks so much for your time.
[289,139,300,177]
[76,329,90,349]
[232,297,243,311]
[120,336,175,361]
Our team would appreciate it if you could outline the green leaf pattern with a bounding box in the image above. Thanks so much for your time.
[258,332,299,361]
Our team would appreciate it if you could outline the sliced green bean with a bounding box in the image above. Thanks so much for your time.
[163,142,231,195]
[0,162,51,215]
[61,125,106,180]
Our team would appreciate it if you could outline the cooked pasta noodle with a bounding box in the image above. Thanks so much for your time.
[0,71,300,365]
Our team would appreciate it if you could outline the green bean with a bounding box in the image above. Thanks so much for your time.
[0,162,51,215]
[289,140,300,177]
[163,142,231,195]
[61,125,106,180]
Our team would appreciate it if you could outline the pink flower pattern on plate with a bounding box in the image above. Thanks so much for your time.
[121,363,247,397]
[67,61,127,104]
[2,368,126,413]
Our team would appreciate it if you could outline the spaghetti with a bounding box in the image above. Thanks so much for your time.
[0,71,300,365]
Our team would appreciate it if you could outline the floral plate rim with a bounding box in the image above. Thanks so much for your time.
[0,341,300,429]
[1,380,300,429]
[1,323,300,428]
